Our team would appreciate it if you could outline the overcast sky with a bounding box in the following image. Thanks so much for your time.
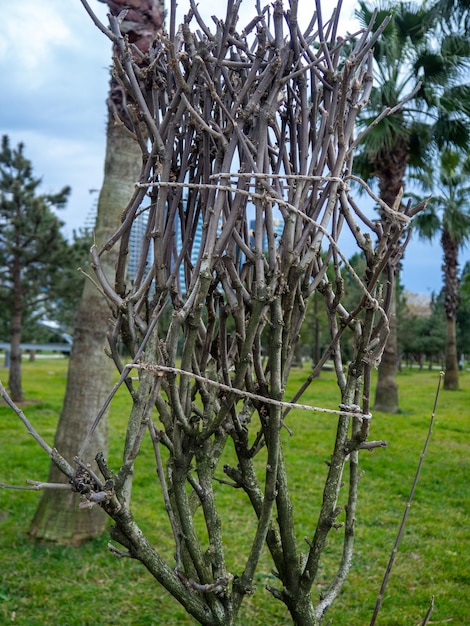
[1,0,464,296]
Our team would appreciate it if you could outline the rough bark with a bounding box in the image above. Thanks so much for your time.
[373,135,409,413]
[374,290,399,412]
[444,316,459,390]
[8,261,23,402]
[29,120,141,543]
[442,228,460,390]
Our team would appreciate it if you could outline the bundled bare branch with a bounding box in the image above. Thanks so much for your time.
[3,2,426,624]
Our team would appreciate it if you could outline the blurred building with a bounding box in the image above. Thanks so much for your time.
[127,211,153,283]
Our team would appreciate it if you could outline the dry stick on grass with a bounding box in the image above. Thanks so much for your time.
[0,481,72,491]
[369,372,444,626]
[421,595,435,626]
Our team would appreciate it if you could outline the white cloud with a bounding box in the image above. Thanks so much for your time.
[0,3,71,87]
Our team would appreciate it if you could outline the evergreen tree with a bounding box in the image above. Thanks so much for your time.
[457,261,470,360]
[0,136,70,401]
[53,227,94,333]
[413,149,470,388]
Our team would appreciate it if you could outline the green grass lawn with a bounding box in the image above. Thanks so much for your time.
[0,358,469,625]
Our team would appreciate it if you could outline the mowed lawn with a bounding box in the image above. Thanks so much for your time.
[0,358,469,625]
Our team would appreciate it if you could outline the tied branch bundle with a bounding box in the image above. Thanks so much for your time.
[13,1,427,624]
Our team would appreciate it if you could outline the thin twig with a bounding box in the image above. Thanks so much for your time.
[135,179,387,317]
[77,266,109,300]
[421,595,435,626]
[0,481,71,491]
[357,440,387,451]
[78,306,165,458]
[369,372,444,626]
[79,0,117,42]
[108,542,134,558]
[148,419,182,569]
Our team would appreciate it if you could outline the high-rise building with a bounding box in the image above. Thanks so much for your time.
[127,210,153,283]
[176,210,204,294]
[127,204,283,293]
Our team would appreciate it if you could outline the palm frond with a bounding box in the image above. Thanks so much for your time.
[360,115,409,158]
[433,114,470,149]
[395,5,431,46]
[413,208,442,240]
[443,202,470,242]
[414,51,446,82]
[351,151,376,186]
[407,122,434,170]
[439,84,470,116]
[441,33,470,61]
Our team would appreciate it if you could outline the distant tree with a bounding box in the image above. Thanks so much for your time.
[433,0,470,33]
[354,0,470,411]
[457,262,470,359]
[413,149,470,389]
[398,296,442,369]
[0,226,91,352]
[398,292,431,367]
[0,136,70,402]
[53,227,94,333]
[425,293,447,367]
[461,260,470,301]
[399,312,426,368]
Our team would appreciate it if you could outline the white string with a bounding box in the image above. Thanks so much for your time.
[129,362,372,420]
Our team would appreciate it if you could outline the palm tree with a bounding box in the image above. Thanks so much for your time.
[432,0,470,32]
[354,0,470,412]
[413,149,470,389]
[29,0,164,544]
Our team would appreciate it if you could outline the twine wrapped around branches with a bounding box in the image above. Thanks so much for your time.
[4,2,426,625]
[80,2,425,624]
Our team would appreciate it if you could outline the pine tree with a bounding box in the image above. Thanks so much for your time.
[0,136,70,402]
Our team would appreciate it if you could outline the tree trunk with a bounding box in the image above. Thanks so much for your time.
[8,264,23,403]
[442,228,460,390]
[372,136,408,414]
[374,287,399,413]
[444,315,459,390]
[29,0,164,544]
[29,119,141,544]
